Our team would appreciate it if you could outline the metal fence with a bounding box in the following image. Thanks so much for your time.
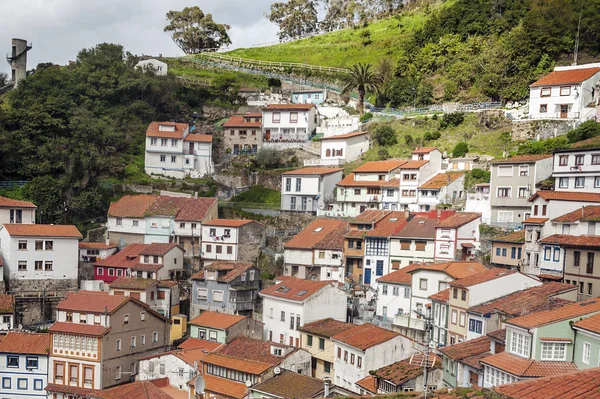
[199,53,350,74]
[0,181,28,188]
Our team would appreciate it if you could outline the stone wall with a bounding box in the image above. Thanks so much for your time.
[512,119,580,141]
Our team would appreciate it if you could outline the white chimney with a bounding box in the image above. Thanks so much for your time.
[324,378,330,397]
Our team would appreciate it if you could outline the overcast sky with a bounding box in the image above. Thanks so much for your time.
[0,0,278,74]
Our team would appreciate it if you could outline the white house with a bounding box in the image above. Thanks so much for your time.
[398,148,443,212]
[0,224,82,292]
[434,213,481,261]
[316,132,370,167]
[144,121,213,179]
[552,146,600,193]
[528,64,600,121]
[0,332,49,399]
[375,265,419,323]
[262,104,318,142]
[78,242,118,262]
[417,172,465,212]
[465,183,491,222]
[280,167,343,213]
[259,277,347,347]
[200,219,265,265]
[136,58,168,76]
[0,196,36,225]
[331,323,419,393]
[0,294,15,332]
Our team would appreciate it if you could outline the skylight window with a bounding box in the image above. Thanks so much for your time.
[390,218,398,221]
[314,228,323,232]
[296,290,308,296]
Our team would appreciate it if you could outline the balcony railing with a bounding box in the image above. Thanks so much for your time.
[304,158,344,167]
[393,314,427,331]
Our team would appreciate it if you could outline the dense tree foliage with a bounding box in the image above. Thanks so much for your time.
[267,0,319,41]
[164,7,231,54]
[341,63,382,115]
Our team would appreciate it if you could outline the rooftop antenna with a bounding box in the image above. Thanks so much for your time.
[573,3,583,66]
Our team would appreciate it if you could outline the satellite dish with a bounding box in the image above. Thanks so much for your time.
[245,379,252,387]
[194,375,205,394]
[273,367,281,375]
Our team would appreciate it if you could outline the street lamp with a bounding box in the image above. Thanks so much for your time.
[412,86,416,110]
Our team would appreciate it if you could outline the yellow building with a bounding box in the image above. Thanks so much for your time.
[298,318,355,380]
[171,314,188,342]
[490,230,526,268]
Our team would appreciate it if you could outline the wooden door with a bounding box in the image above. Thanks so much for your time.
[560,104,568,118]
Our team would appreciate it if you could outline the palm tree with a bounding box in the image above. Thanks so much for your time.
[341,63,382,116]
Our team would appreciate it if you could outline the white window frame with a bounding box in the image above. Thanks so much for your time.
[497,166,513,177]
[559,177,569,188]
[583,342,591,364]
[510,331,531,358]
[519,165,529,176]
[497,187,511,198]
[540,342,566,361]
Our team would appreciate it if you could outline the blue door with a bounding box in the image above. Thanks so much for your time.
[364,268,371,284]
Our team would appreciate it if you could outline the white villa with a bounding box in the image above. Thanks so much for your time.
[262,104,318,142]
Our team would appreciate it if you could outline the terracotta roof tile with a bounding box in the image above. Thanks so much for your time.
[449,268,517,288]
[189,311,247,329]
[109,277,158,290]
[281,167,342,175]
[0,294,14,313]
[173,348,212,366]
[353,160,407,173]
[250,369,323,398]
[259,277,336,302]
[108,195,159,218]
[138,243,180,256]
[215,337,293,364]
[539,234,600,247]
[1,224,82,238]
[523,217,549,225]
[408,261,488,280]
[94,243,170,269]
[487,328,507,342]
[495,367,600,399]
[373,354,441,386]
[350,210,391,224]
[264,103,316,111]
[491,154,553,164]
[56,291,128,314]
[0,332,49,355]
[572,312,600,334]
[284,218,347,250]
[184,133,212,143]
[399,160,429,169]
[177,337,223,351]
[191,261,256,283]
[491,230,526,243]
[393,211,456,239]
[505,298,600,329]
[320,131,368,140]
[336,173,401,188]
[298,318,355,337]
[146,121,188,138]
[530,190,600,203]
[97,380,175,399]
[223,114,262,128]
[48,321,111,337]
[355,375,377,394]
[79,242,118,250]
[481,351,578,378]
[412,147,438,154]
[144,196,217,221]
[539,337,573,342]
[157,280,178,288]
[366,211,409,237]
[0,196,36,208]
[46,383,99,397]
[419,172,464,189]
[553,206,600,222]
[377,263,423,285]
[202,374,248,399]
[461,351,492,370]
[530,67,600,86]
[436,212,481,228]
[202,219,255,227]
[429,288,450,303]
[439,336,491,360]
[202,352,272,375]
[331,323,398,350]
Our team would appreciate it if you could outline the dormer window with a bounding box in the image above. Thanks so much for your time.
[144,255,150,263]
[153,256,159,263]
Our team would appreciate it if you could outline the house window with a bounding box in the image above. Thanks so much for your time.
[35,240,43,250]
[588,283,593,296]
[290,112,298,123]
[519,165,529,176]
[319,338,325,350]
[160,155,166,162]
[553,248,560,262]
[83,366,93,385]
[382,284,388,295]
[151,138,157,145]
[285,178,291,192]
[281,311,285,322]
[344,350,348,362]
[213,290,224,302]
[357,356,362,368]
[161,138,168,146]
[468,319,483,334]
[227,246,233,254]
[354,189,361,195]
[419,279,428,290]
[574,251,581,267]
[295,178,302,192]
[461,290,467,301]
[576,155,585,165]
[583,342,591,364]
[133,220,139,226]
[34,379,43,390]
[540,87,551,97]
[451,310,457,324]
[7,355,19,367]
[376,260,384,276]
[497,166,513,177]
[542,205,547,215]
[272,112,281,123]
[497,187,510,197]
[141,335,146,345]
[45,261,53,271]
[518,187,528,198]
[595,177,600,188]
[544,247,551,261]
[116,339,122,351]
[116,366,122,380]
[171,155,176,163]
[560,86,571,96]
[510,331,531,357]
[70,364,79,384]
[459,312,466,327]
[559,177,569,188]
[17,378,27,390]
[539,104,547,113]
[18,240,27,250]
[307,335,313,346]
[55,362,65,381]
[587,252,595,274]
[592,154,600,165]
[140,311,146,321]
[205,244,212,253]
[97,267,104,275]
[216,245,222,254]
[453,288,458,299]
[559,155,569,166]
[18,261,27,271]
[131,336,136,348]
[153,332,159,343]
[171,139,178,147]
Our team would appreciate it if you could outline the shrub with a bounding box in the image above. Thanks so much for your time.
[440,112,465,129]
[424,131,441,141]
[360,112,373,122]
[255,148,281,168]
[566,120,600,143]
[267,77,282,88]
[378,148,390,160]
[452,142,469,158]
[372,125,397,146]
[404,134,414,146]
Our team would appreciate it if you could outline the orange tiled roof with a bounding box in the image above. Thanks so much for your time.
[215,337,293,365]
[0,196,36,208]
[461,351,492,371]
[284,218,347,250]
[0,294,14,313]
[298,318,355,338]
[0,332,49,355]
[189,311,246,329]
[139,243,180,255]
[248,369,324,398]
[202,374,248,399]
[530,190,600,203]
[436,212,481,228]
[393,210,456,239]
[223,114,262,128]
[177,337,223,351]
[399,160,429,169]
[572,312,600,334]
[97,380,175,399]
[46,384,99,397]
[553,206,600,223]
[487,329,507,342]
[481,351,578,378]
[173,348,212,366]
[202,219,255,227]
[320,131,368,140]
[408,261,488,280]
[331,323,398,350]
[263,103,316,111]
[336,173,400,188]
[373,354,441,386]
[491,230,526,243]
[350,209,391,224]
[281,167,342,175]
[429,288,450,303]
[202,352,272,375]
[495,367,600,399]
[108,194,158,218]
[449,268,517,288]
[109,277,158,290]
[439,336,491,360]
[145,196,217,221]
[490,154,552,164]
[523,217,549,225]
[366,211,409,237]
[79,242,118,250]
[355,375,377,394]
[412,147,438,154]
[419,172,464,189]
[184,133,213,143]
[191,261,256,283]
[539,234,600,248]
[1,224,82,238]
[506,298,600,329]
[353,160,407,173]
[530,67,600,87]
[94,243,176,269]
[377,263,423,285]
[49,321,111,337]
[259,277,335,302]
[56,291,128,314]
[146,121,188,138]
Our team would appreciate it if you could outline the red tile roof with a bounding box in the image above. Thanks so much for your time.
[491,154,552,164]
[191,261,256,283]
[202,219,255,227]
[491,230,526,243]
[97,380,175,399]
[495,367,600,399]
[145,196,217,221]
[0,294,14,313]
[223,114,262,128]
[355,375,377,394]
[436,212,481,228]
[399,160,429,169]
[94,243,176,269]
[284,218,348,250]
[138,243,180,256]
[48,321,111,337]
[263,103,316,111]
[419,172,464,189]
[298,318,355,337]
[408,261,488,280]
[189,311,247,329]
[46,384,99,397]
[412,147,438,154]
[109,277,158,290]
[553,206,600,222]
[336,173,401,188]
[0,332,49,355]
[79,242,118,250]
[449,268,517,288]
[146,121,188,138]
[538,234,600,248]
[393,211,456,239]
[184,133,213,143]
[249,369,324,398]
[108,194,159,218]
[366,211,409,237]
[481,351,578,378]
[203,352,272,375]
[353,160,407,173]
[320,131,368,140]
[0,196,36,208]
[2,224,82,238]
[350,209,391,224]
[487,329,507,342]
[281,167,342,175]
[259,277,336,302]
[56,291,129,314]
[429,288,450,303]
[530,67,600,87]
[331,323,398,350]
[461,351,492,370]
[373,354,441,386]
[439,336,491,360]
[506,298,600,329]
[377,263,423,285]
[177,337,223,351]
[215,337,293,365]
[530,190,600,203]
[523,217,549,225]
[202,374,248,399]
[572,312,600,334]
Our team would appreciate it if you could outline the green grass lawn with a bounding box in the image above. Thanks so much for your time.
[224,1,455,68]
[230,186,281,204]
[164,58,269,89]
